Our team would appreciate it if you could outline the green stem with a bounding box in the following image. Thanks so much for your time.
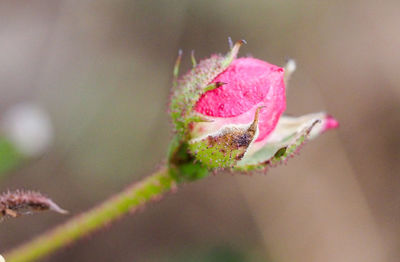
[5,166,176,262]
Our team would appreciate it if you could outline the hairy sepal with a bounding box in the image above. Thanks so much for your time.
[188,108,260,169]
[167,135,209,183]
[235,112,331,171]
[170,41,244,137]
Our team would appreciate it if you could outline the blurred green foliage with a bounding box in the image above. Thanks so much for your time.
[0,137,21,175]
[164,246,251,262]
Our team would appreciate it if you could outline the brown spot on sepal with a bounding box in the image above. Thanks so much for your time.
[189,107,262,168]
[207,110,258,154]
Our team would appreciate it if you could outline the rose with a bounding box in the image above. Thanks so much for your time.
[170,40,338,171]
[192,57,286,156]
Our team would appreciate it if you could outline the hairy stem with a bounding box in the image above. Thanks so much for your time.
[5,166,176,262]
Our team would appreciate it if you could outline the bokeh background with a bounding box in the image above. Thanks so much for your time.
[1,0,399,261]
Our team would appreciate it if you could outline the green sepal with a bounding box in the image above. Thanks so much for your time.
[188,107,260,169]
[269,120,320,166]
[221,39,246,68]
[235,119,321,171]
[169,40,245,138]
[167,135,209,183]
[235,133,295,171]
[189,137,244,169]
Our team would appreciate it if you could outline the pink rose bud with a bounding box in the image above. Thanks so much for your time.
[170,40,338,170]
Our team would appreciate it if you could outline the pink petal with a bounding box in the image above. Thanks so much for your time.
[323,115,339,131]
[194,58,286,142]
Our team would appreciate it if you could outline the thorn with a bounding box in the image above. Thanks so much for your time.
[173,49,183,88]
[191,50,197,68]
[228,37,233,49]
[223,39,246,67]
[204,82,226,92]
[248,106,264,133]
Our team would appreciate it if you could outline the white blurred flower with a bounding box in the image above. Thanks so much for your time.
[1,103,53,157]
[0,254,5,262]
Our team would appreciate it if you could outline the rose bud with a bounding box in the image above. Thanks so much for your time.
[169,40,338,171]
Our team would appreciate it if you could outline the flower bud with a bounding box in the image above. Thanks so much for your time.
[170,41,338,170]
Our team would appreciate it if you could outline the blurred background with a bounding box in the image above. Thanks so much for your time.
[0,0,399,261]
